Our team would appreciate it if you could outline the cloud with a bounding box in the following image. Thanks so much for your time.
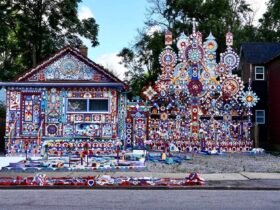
[78,5,95,20]
[246,0,269,25]
[146,25,162,36]
[95,53,128,81]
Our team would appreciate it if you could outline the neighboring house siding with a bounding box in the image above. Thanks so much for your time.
[267,59,280,150]
[241,61,251,84]
[251,81,268,149]
[240,61,268,148]
[241,42,280,150]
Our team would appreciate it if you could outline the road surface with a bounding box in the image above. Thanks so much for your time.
[0,190,279,210]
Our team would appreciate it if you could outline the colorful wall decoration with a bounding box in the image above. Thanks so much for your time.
[5,87,122,155]
[21,93,42,136]
[25,53,113,82]
[135,20,259,153]
[117,93,127,145]
[126,101,149,150]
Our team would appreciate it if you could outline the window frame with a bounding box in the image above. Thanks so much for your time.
[255,110,265,124]
[255,66,265,81]
[67,98,110,114]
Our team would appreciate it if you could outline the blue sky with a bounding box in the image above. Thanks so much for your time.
[78,0,150,79]
[78,0,268,80]
[80,0,148,58]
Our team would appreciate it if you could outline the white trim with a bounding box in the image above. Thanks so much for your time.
[255,110,265,124]
[0,82,126,88]
[255,66,265,81]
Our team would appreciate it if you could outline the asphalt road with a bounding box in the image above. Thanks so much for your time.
[0,190,279,210]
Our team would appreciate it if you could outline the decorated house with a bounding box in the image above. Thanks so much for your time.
[1,46,127,156]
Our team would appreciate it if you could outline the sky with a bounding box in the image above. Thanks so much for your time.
[78,0,269,80]
[247,0,269,24]
[0,0,270,102]
[78,0,148,80]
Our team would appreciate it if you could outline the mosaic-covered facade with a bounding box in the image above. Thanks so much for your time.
[127,22,259,153]
[3,47,127,155]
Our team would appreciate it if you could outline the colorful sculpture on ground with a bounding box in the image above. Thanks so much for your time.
[135,19,259,152]
[0,172,205,187]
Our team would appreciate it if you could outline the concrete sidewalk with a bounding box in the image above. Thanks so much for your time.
[1,171,280,181]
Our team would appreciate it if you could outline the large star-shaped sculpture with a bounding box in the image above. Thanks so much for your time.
[240,90,259,108]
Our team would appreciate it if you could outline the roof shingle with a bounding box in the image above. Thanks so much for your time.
[241,42,280,64]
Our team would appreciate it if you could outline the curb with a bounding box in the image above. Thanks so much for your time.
[0,185,280,190]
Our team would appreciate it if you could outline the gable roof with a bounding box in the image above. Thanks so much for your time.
[241,42,280,64]
[16,46,125,85]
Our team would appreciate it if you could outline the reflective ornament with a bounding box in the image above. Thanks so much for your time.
[240,91,259,108]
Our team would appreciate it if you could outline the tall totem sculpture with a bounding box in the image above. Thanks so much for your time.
[141,20,259,152]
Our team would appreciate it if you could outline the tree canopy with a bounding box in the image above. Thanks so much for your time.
[0,0,99,81]
[118,0,266,98]
[259,0,280,41]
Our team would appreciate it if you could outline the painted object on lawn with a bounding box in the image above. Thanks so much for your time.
[0,173,205,187]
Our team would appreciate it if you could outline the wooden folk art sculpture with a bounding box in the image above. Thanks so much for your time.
[140,19,259,153]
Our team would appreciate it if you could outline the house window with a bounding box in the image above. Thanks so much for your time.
[255,66,265,80]
[68,99,87,112]
[67,98,109,113]
[255,110,265,124]
[89,99,109,112]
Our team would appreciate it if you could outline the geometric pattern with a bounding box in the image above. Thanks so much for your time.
[140,20,259,153]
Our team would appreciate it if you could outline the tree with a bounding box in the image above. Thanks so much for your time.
[118,31,165,97]
[0,0,99,81]
[119,0,257,98]
[259,0,280,41]
[118,47,148,97]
